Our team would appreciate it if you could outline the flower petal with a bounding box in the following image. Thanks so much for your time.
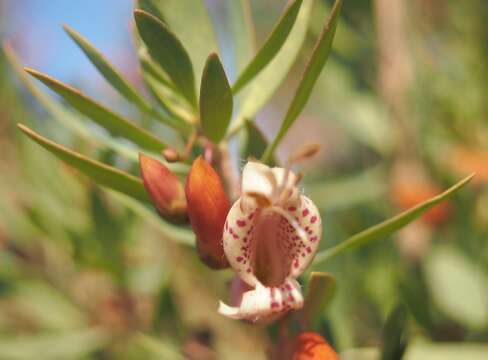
[222,195,322,285]
[186,156,230,269]
[289,195,322,278]
[218,278,303,321]
[139,153,187,221]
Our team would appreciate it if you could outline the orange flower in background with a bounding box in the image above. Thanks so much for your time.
[392,179,451,225]
[391,162,451,226]
[290,332,339,360]
[449,146,488,184]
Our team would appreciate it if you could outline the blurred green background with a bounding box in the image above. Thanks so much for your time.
[0,0,487,358]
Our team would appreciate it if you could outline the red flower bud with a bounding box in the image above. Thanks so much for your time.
[139,154,187,221]
[290,332,339,360]
[185,156,230,269]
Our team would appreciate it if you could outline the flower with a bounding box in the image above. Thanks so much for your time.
[218,161,322,321]
[139,154,187,221]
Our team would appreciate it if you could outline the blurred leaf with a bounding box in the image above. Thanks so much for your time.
[307,165,387,211]
[64,25,151,112]
[261,0,342,163]
[107,190,195,246]
[134,9,197,107]
[25,68,166,152]
[381,304,409,360]
[313,174,474,266]
[0,328,109,360]
[425,246,488,329]
[342,343,488,360]
[13,281,85,330]
[137,0,219,84]
[232,0,303,94]
[133,334,184,360]
[227,0,255,73]
[301,272,336,328]
[228,0,314,136]
[18,125,150,203]
[199,54,233,143]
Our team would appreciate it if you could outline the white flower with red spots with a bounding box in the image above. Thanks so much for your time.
[218,161,322,321]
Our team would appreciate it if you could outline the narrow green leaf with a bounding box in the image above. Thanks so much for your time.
[301,272,336,328]
[381,304,409,360]
[134,9,197,107]
[3,42,144,162]
[261,0,342,163]
[137,0,219,84]
[64,25,152,112]
[232,0,303,94]
[25,68,166,152]
[227,0,314,137]
[199,53,233,143]
[18,124,150,203]
[313,174,475,266]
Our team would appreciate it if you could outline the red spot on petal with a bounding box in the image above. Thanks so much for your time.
[311,216,317,223]
[236,256,243,262]
[288,206,297,212]
[237,219,247,227]
[302,208,310,217]
[306,246,312,253]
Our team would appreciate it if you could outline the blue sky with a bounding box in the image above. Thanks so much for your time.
[3,0,136,96]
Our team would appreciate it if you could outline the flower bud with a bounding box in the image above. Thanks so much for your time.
[139,153,187,221]
[290,332,339,360]
[185,156,230,269]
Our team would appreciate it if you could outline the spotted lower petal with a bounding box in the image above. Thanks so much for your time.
[222,195,321,287]
[218,278,303,321]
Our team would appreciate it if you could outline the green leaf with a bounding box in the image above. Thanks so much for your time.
[25,68,166,152]
[261,0,342,163]
[137,0,219,85]
[242,121,269,160]
[199,53,233,143]
[232,0,303,94]
[64,25,152,112]
[313,174,475,266]
[134,9,197,107]
[18,124,150,203]
[227,0,314,137]
[381,304,409,360]
[300,272,336,328]
[425,246,488,329]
